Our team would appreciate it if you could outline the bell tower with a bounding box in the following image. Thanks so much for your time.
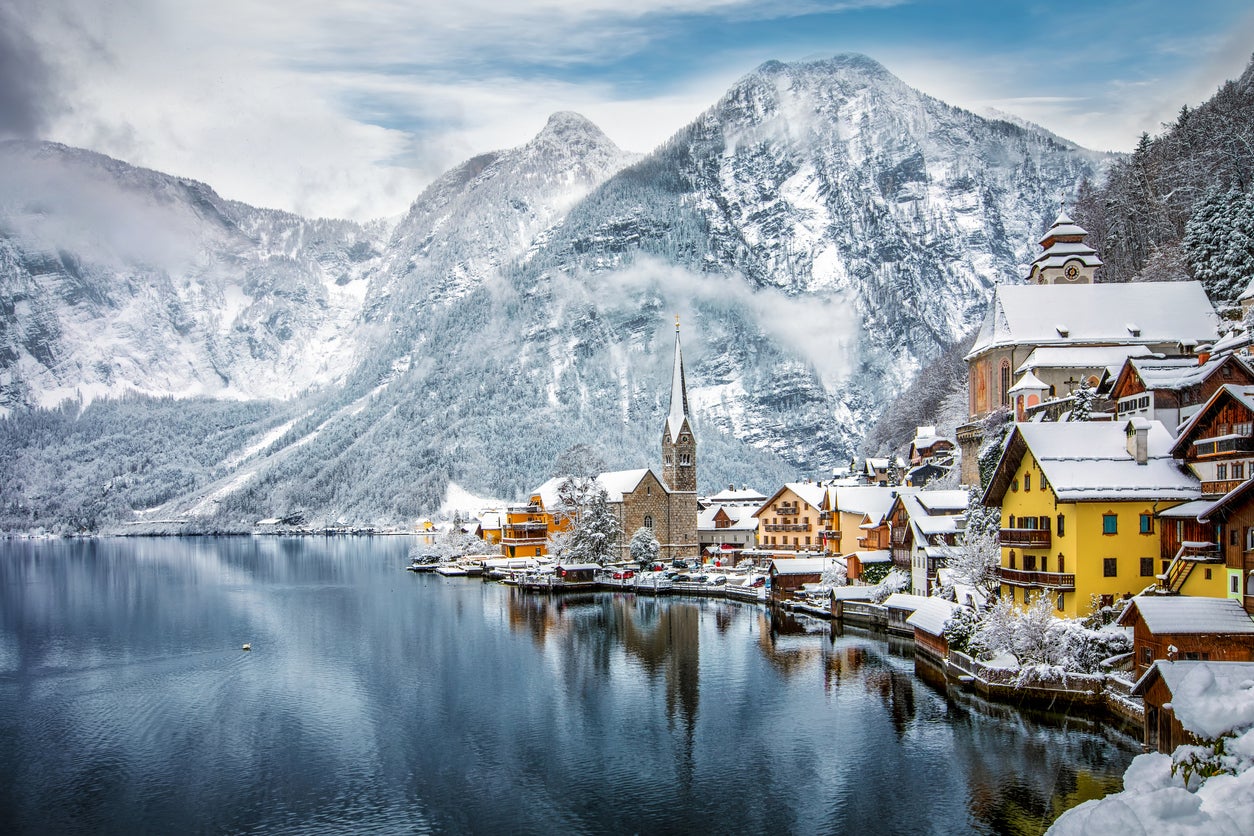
[662,317,696,494]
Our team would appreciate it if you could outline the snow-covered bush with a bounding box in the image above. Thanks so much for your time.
[942,606,980,654]
[965,594,1131,673]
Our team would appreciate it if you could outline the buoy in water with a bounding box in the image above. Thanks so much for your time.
[242,643,252,651]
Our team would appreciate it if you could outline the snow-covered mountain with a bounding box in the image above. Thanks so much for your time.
[0,55,1112,529]
[0,141,386,410]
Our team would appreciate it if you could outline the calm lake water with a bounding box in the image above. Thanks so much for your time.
[0,537,1137,835]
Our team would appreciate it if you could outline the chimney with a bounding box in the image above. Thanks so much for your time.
[1125,418,1149,465]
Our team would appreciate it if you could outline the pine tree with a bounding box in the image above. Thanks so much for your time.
[567,488,622,565]
[628,526,660,567]
[1069,378,1094,422]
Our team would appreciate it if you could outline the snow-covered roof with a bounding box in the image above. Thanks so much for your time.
[916,490,969,513]
[834,486,909,521]
[770,557,841,575]
[990,421,1200,503]
[1018,345,1155,374]
[882,593,931,612]
[1119,595,1254,635]
[779,481,827,509]
[905,598,960,637]
[1120,353,1250,394]
[850,550,891,563]
[697,504,757,530]
[968,282,1218,359]
[1007,370,1049,394]
[706,486,767,504]
[1155,499,1215,519]
[532,469,655,510]
[1174,385,1254,450]
[1132,660,1254,739]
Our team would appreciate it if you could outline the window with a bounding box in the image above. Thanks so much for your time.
[1103,557,1118,577]
[1103,514,1118,535]
[1140,513,1153,534]
[1024,473,1031,492]
[1141,557,1154,577]
[1057,515,1065,537]
[644,515,653,529]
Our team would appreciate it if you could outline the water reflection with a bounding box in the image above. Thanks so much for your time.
[1,539,1136,835]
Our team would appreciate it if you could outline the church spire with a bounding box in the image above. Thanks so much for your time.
[667,316,690,443]
[662,316,696,494]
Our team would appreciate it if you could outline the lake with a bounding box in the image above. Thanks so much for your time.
[0,537,1137,834]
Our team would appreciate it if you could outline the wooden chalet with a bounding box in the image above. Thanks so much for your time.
[1110,352,1254,435]
[1117,595,1254,680]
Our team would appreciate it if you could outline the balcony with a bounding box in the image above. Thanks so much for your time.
[999,528,1051,548]
[1191,436,1254,458]
[1201,479,1245,496]
[999,567,1075,590]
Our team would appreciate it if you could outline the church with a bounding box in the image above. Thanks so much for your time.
[505,320,699,562]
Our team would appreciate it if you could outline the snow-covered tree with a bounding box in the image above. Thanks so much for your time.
[1069,378,1094,422]
[946,526,1002,598]
[628,526,660,567]
[566,487,621,565]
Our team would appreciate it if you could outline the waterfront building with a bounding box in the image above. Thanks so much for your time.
[1117,596,1254,680]
[983,419,1201,617]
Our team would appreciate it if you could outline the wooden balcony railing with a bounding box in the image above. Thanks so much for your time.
[999,567,1075,590]
[999,528,1051,548]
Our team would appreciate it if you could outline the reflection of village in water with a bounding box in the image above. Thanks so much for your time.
[504,590,1131,836]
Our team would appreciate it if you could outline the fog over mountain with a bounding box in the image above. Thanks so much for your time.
[0,55,1109,531]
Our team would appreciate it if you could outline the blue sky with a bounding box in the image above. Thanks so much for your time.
[9,0,1254,219]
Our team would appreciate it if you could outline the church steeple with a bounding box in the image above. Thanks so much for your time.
[662,317,696,493]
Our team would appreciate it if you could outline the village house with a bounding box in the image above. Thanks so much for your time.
[753,482,826,557]
[887,490,968,596]
[1117,595,1254,680]
[1132,660,1254,754]
[1108,352,1254,435]
[697,503,759,564]
[983,419,1200,617]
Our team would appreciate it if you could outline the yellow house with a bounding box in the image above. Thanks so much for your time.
[754,483,827,556]
[984,420,1202,617]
